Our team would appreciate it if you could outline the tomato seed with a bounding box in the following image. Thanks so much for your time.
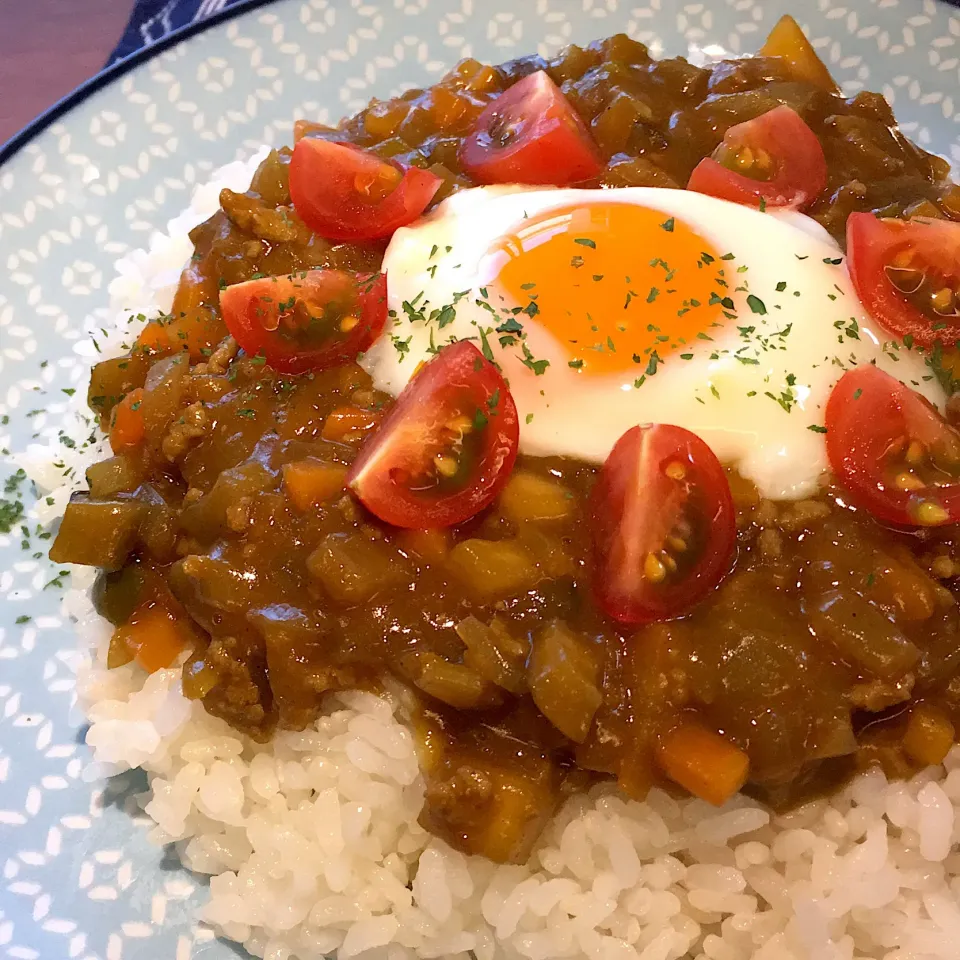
[731,145,754,170]
[448,415,473,435]
[665,461,687,481]
[912,501,950,526]
[905,441,926,466]
[434,453,459,478]
[644,553,667,583]
[932,287,955,315]
[894,471,925,491]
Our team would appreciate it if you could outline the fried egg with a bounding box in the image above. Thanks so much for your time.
[362,186,943,500]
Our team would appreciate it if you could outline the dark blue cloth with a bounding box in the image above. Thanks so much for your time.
[109,0,254,64]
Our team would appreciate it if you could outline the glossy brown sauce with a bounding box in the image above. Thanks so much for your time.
[51,34,960,864]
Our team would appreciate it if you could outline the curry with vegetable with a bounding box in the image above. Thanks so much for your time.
[51,17,960,864]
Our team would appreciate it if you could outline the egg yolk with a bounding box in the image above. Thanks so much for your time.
[490,202,727,375]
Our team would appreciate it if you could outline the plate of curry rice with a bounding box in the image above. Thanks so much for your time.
[3,1,960,959]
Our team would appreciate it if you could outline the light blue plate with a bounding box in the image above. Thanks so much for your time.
[1,1,958,956]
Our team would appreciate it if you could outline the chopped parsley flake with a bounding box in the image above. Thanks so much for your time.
[520,343,550,376]
[436,304,456,328]
[391,335,412,360]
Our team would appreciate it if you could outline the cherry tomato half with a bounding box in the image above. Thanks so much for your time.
[219,270,387,374]
[346,341,519,528]
[686,105,827,210]
[825,365,960,527]
[458,71,603,186]
[589,425,736,625]
[289,139,441,242]
[847,214,960,348]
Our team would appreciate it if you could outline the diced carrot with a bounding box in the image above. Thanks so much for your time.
[136,309,225,362]
[759,15,838,93]
[656,719,750,806]
[282,458,348,511]
[119,609,188,673]
[109,388,146,454]
[135,265,226,361]
[135,320,172,355]
[321,405,381,443]
[398,527,450,562]
[903,704,956,767]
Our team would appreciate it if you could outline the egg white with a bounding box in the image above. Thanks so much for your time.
[362,186,943,501]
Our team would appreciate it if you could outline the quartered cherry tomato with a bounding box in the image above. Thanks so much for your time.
[219,270,387,374]
[289,139,441,242]
[825,365,960,527]
[687,105,827,210]
[346,341,519,528]
[458,71,603,186]
[847,213,960,348]
[589,424,736,625]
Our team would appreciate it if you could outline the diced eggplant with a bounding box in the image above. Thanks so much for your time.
[249,604,348,729]
[140,354,188,454]
[528,621,602,743]
[92,565,147,625]
[455,616,528,694]
[804,590,920,680]
[87,352,151,424]
[179,458,276,541]
[49,495,146,570]
[85,455,146,497]
[306,532,410,604]
[409,651,502,710]
[168,553,265,635]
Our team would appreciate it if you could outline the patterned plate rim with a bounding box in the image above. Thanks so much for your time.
[0,0,279,165]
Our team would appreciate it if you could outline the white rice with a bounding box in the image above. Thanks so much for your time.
[22,152,960,960]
